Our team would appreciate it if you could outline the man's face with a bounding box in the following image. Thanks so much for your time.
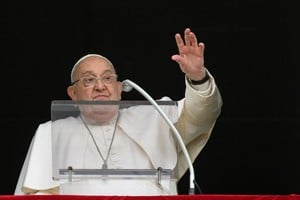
[67,56,122,101]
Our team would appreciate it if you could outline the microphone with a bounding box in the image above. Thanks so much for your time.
[121,79,196,195]
[122,81,133,92]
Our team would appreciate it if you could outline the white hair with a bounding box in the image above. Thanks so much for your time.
[70,54,115,83]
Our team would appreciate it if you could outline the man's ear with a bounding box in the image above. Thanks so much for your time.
[117,81,123,100]
[67,86,76,100]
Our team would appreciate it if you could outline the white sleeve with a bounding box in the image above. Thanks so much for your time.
[17,121,60,194]
[14,135,35,195]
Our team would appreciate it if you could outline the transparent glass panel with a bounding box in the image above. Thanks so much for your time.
[51,100,179,194]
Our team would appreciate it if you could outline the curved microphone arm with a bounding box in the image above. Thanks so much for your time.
[122,79,195,194]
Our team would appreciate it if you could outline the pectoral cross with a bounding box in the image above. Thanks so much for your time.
[102,162,108,169]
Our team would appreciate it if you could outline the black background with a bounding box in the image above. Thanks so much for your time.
[0,0,298,195]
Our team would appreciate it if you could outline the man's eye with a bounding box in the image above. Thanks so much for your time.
[84,77,96,83]
[102,75,112,81]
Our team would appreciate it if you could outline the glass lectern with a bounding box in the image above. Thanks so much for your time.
[51,100,179,195]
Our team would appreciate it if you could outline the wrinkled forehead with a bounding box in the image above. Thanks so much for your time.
[71,54,115,80]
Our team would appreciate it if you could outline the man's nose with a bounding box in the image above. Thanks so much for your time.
[94,78,106,89]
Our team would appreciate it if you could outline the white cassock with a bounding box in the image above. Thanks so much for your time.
[14,72,222,195]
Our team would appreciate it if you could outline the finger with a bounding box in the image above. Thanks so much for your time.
[198,42,205,56]
[189,32,199,48]
[175,33,184,54]
[171,54,184,65]
[184,28,191,46]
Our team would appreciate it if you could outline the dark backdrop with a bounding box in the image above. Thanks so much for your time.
[0,0,297,195]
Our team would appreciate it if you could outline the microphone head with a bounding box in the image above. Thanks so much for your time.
[122,81,133,92]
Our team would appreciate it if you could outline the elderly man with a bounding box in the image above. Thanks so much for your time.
[15,28,222,195]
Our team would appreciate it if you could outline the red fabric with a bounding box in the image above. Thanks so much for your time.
[0,194,296,200]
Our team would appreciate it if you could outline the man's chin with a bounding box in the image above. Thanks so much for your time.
[83,107,119,124]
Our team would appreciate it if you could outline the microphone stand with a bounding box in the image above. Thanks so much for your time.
[122,79,196,195]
